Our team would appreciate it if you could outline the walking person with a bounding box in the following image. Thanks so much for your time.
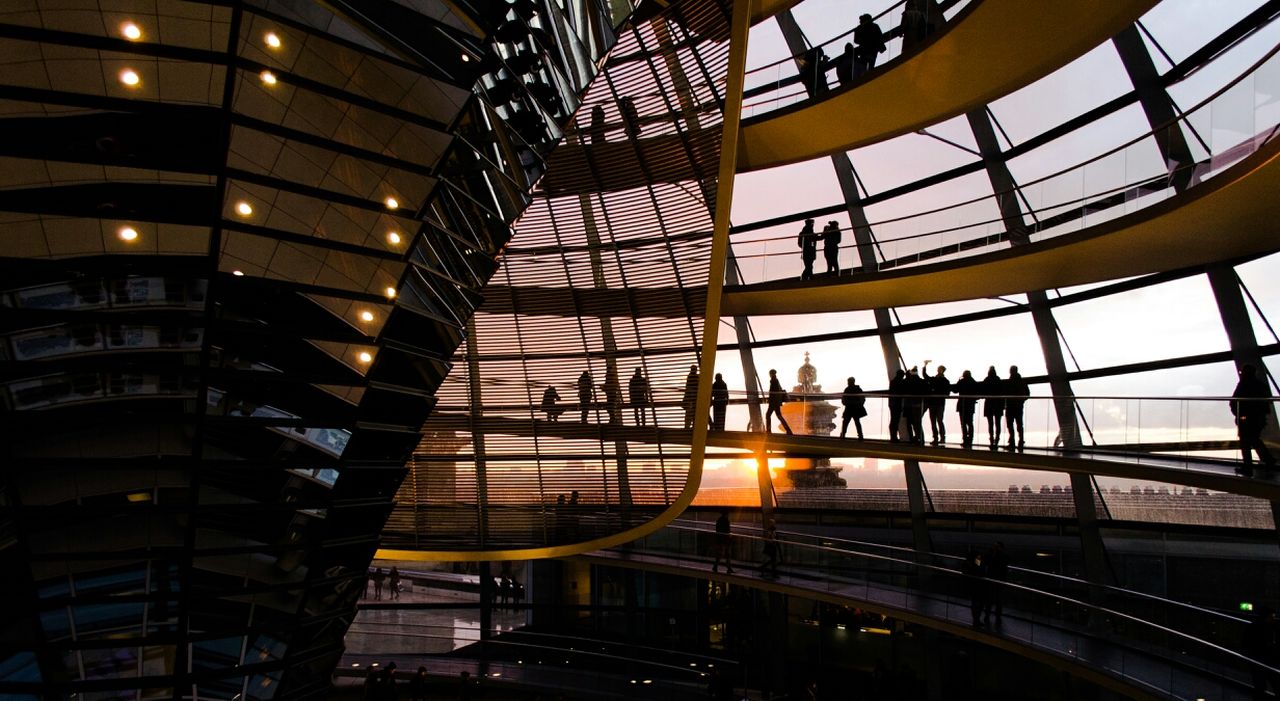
[840,376,866,439]
[628,367,651,426]
[953,370,979,447]
[853,13,886,78]
[683,364,700,429]
[712,509,734,574]
[961,551,990,627]
[797,219,818,281]
[821,220,841,275]
[981,366,1004,449]
[1004,365,1029,450]
[710,372,729,431]
[765,369,793,434]
[924,361,949,445]
[577,370,594,423]
[1232,364,1277,475]
[888,369,906,442]
[371,567,386,601]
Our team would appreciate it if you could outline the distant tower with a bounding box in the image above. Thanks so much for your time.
[779,353,846,488]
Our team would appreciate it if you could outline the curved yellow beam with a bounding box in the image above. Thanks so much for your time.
[377,0,755,564]
[736,0,1157,172]
[723,136,1280,315]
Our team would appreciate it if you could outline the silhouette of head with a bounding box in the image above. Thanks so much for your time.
[938,365,946,374]
[895,369,905,379]
[634,368,642,375]
[715,372,723,380]
[847,376,855,385]
[860,13,873,23]
[962,370,972,379]
[769,369,777,377]
[845,42,854,53]
[987,365,997,377]
[1009,365,1019,376]
[690,364,698,373]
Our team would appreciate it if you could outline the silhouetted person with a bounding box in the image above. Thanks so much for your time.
[408,667,428,701]
[602,369,623,424]
[457,671,474,701]
[985,542,1009,622]
[841,376,866,439]
[381,662,398,701]
[853,13,886,78]
[766,369,793,434]
[798,219,818,280]
[924,361,949,445]
[388,566,401,601]
[713,509,734,573]
[629,368,651,425]
[821,220,841,275]
[577,370,594,422]
[799,44,828,95]
[835,42,855,85]
[619,96,641,139]
[1245,605,1280,698]
[711,372,729,431]
[683,364,700,429]
[371,567,386,600]
[1004,365,1029,450]
[961,551,990,627]
[588,104,607,146]
[759,521,780,578]
[1232,364,1276,475]
[981,366,1004,449]
[953,370,979,447]
[888,369,907,442]
[903,367,926,444]
[541,385,563,421]
[900,0,935,52]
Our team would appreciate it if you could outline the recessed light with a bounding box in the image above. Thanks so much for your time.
[387,231,402,245]
[260,70,277,85]
[235,201,253,216]
[232,270,245,277]
[359,311,374,322]
[384,196,399,209]
[265,32,282,49]
[384,286,397,299]
[119,69,140,87]
[121,22,142,41]
[357,351,373,363]
[461,53,471,62]
[118,226,138,241]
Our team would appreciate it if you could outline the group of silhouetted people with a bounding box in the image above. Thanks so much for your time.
[365,566,402,601]
[883,362,1031,450]
[797,14,887,97]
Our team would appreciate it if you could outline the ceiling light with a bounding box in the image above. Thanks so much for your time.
[235,201,253,216]
[461,53,471,62]
[121,22,142,41]
[359,311,374,322]
[118,226,138,241]
[384,196,399,210]
[119,69,140,87]
[384,286,397,299]
[265,32,282,49]
[260,70,278,86]
[232,270,245,277]
[357,351,373,363]
[387,231,402,245]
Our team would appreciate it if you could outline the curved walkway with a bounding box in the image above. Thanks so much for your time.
[722,132,1280,315]
[736,0,1158,171]
[580,526,1261,701]
[440,414,1280,500]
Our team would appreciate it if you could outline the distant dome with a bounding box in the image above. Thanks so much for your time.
[798,351,817,387]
